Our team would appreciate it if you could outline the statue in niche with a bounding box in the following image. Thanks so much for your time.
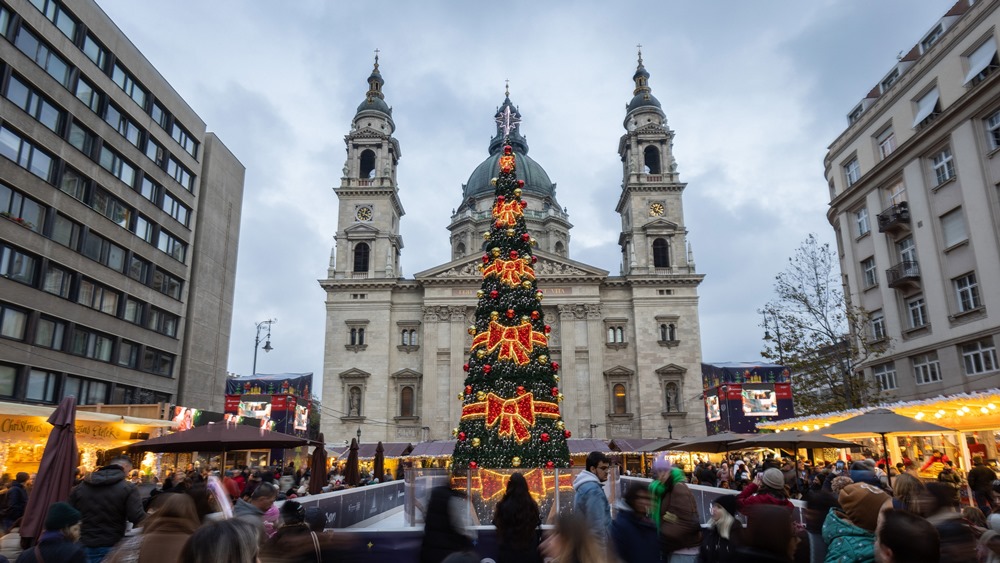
[349,387,361,416]
[665,383,679,412]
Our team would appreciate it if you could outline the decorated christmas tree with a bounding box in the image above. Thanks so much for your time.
[451,102,571,471]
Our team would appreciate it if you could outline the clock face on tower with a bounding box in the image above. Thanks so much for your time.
[355,206,373,221]
[649,202,665,217]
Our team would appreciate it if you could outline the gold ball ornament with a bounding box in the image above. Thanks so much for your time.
[514,188,522,197]
[554,374,560,382]
[477,265,485,273]
[491,248,501,257]
[476,290,485,298]
[536,291,544,301]
[521,281,532,289]
[491,178,498,186]
[477,349,487,359]
[521,315,530,322]
[557,393,565,402]
[483,232,491,240]
[530,238,537,246]
[476,391,486,401]
[468,326,476,335]
[452,427,459,436]
[506,228,515,237]
[472,437,481,447]
[490,311,500,320]
[458,393,464,400]
[538,355,548,364]
[511,456,522,467]
[556,421,565,430]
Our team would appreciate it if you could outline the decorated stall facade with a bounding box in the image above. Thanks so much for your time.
[224,372,313,438]
[702,362,795,435]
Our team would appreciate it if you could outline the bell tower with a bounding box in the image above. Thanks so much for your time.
[331,52,404,280]
[616,48,695,276]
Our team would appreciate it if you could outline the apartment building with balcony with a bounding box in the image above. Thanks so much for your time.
[0,0,244,410]
[826,0,1000,401]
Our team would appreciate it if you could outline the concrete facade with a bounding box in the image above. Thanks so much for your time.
[0,0,243,411]
[826,0,1000,402]
[320,55,706,445]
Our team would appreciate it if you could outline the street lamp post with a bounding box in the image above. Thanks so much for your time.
[252,318,276,375]
[356,426,362,445]
[667,422,673,440]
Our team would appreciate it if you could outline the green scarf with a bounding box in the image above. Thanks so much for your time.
[648,467,686,527]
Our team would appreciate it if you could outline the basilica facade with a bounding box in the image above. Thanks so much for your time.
[320,53,706,445]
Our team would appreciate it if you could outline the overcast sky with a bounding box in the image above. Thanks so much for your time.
[96,0,955,399]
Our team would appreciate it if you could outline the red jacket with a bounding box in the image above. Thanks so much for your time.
[735,482,793,511]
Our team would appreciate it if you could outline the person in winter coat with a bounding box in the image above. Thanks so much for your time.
[822,483,889,563]
[68,456,145,563]
[419,485,477,563]
[968,456,997,515]
[924,482,978,563]
[938,461,963,491]
[14,502,85,563]
[572,452,612,550]
[493,473,542,563]
[260,500,325,563]
[105,492,199,563]
[699,494,742,563]
[609,482,658,563]
[737,468,794,512]
[649,460,701,560]
[874,509,940,563]
[2,474,28,532]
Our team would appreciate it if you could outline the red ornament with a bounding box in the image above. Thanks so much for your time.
[564,430,571,439]
[465,385,473,395]
[482,255,490,264]
[551,387,559,397]
[495,221,503,228]
[531,311,539,320]
[506,309,515,318]
[520,200,528,209]
[518,180,525,188]
[509,250,518,259]
[544,325,551,333]
[521,233,530,242]
[531,256,537,264]
[490,290,499,299]
[470,461,478,469]
[503,145,512,154]
[458,432,467,441]
[551,362,559,371]
[497,195,505,203]
[483,364,492,374]
[541,432,550,442]
[545,461,554,469]
[463,363,470,372]
[517,385,525,395]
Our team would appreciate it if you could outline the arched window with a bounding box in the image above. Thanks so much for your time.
[409,330,418,346]
[615,327,624,343]
[652,238,669,268]
[456,242,466,257]
[353,243,370,272]
[643,146,661,174]
[350,328,358,345]
[359,149,376,178]
[357,328,365,345]
[607,327,615,343]
[401,330,409,346]
[668,323,676,341]
[554,241,565,255]
[659,324,668,342]
[613,383,627,414]
[400,386,414,417]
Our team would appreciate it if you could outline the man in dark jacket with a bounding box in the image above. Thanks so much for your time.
[3,473,28,531]
[967,456,997,514]
[68,456,145,563]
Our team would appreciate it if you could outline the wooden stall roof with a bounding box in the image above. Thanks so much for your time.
[609,438,657,453]
[566,438,611,455]
[406,440,456,458]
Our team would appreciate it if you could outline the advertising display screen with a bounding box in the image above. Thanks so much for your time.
[293,404,309,431]
[705,395,721,422]
[741,388,778,416]
[239,401,271,419]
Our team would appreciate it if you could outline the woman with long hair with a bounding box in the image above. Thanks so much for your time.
[106,493,200,563]
[540,513,604,563]
[699,494,742,563]
[178,518,261,563]
[493,473,542,563]
[887,471,927,515]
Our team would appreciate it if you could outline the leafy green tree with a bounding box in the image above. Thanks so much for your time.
[760,234,888,415]
[451,138,570,470]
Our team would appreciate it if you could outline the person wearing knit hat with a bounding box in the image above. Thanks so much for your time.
[822,483,890,563]
[15,502,85,563]
[736,467,793,511]
[699,495,742,563]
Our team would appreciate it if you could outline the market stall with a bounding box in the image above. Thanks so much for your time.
[0,400,175,476]
[609,438,657,476]
[405,440,456,469]
[332,442,412,480]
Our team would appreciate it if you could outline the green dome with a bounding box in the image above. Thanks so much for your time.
[357,96,391,115]
[464,148,555,199]
[627,91,661,114]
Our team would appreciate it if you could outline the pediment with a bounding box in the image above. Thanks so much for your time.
[414,249,608,283]
[338,368,371,379]
[655,363,687,376]
[642,219,680,232]
[603,365,635,377]
[391,369,422,380]
[344,223,380,237]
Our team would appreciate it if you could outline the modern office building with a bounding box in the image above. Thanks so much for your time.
[0,0,244,411]
[320,53,706,443]
[826,0,1000,402]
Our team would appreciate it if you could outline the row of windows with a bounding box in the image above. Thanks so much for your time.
[12,0,200,159]
[0,302,176,376]
[868,272,979,339]
[0,361,171,406]
[872,337,997,391]
[4,67,196,224]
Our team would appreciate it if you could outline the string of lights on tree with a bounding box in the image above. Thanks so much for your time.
[451,103,572,471]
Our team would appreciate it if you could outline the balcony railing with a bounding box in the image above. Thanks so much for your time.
[886,260,920,288]
[877,202,910,233]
